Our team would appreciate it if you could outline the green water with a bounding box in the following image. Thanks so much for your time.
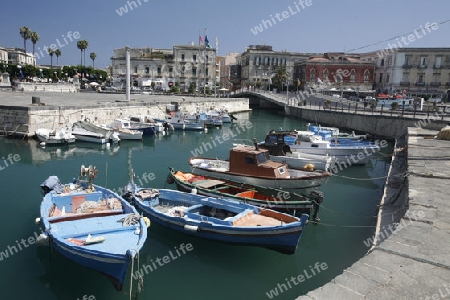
[0,109,392,300]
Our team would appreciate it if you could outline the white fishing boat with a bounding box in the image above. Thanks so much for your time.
[189,141,330,190]
[263,130,380,165]
[99,123,143,140]
[71,121,120,144]
[35,128,76,145]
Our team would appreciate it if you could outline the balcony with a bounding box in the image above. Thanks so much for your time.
[430,82,441,87]
[415,82,426,87]
[400,82,410,87]
[418,65,427,69]
[433,65,443,69]
[402,64,412,69]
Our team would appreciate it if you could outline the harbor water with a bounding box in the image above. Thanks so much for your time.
[0,109,393,300]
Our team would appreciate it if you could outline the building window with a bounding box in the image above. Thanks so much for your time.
[323,69,329,81]
[363,70,370,83]
[309,69,315,81]
[192,68,197,76]
[181,67,185,76]
[388,57,392,66]
[386,74,390,83]
[435,56,442,68]
[206,68,208,76]
[417,74,424,83]
[181,54,185,61]
[193,54,197,62]
[134,66,138,73]
[350,70,355,82]
[169,67,173,75]
[405,56,411,66]
[420,56,426,67]
[145,67,149,74]
[157,67,161,75]
[433,73,441,83]
[380,59,384,66]
[379,73,383,83]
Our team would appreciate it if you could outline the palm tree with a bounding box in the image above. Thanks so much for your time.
[30,31,39,66]
[19,26,31,53]
[55,49,61,66]
[272,66,289,91]
[30,31,39,53]
[90,52,97,68]
[77,40,89,66]
[48,48,55,68]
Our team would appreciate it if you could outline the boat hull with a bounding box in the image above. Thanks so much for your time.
[39,182,147,291]
[189,158,329,190]
[49,237,132,291]
[36,134,76,145]
[169,168,316,213]
[132,189,308,254]
[288,146,374,165]
[269,154,332,172]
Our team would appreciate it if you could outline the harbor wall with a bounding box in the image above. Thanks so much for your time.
[285,104,448,138]
[16,82,79,93]
[0,97,249,136]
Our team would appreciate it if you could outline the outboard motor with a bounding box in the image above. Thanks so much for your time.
[309,190,324,222]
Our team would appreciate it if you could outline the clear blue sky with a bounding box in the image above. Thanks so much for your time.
[1,0,449,69]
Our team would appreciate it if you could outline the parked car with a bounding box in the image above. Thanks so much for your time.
[332,94,341,99]
[349,96,360,102]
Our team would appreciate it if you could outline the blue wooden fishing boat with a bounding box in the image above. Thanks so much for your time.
[123,185,309,254]
[37,165,148,291]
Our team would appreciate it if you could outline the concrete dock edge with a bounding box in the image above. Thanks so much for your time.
[297,127,450,300]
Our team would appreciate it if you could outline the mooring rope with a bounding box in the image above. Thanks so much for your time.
[330,171,408,180]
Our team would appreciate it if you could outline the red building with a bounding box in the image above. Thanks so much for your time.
[293,53,375,96]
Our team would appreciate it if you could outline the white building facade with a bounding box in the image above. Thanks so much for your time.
[111,45,216,92]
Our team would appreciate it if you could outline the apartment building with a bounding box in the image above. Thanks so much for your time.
[361,47,450,98]
[111,45,216,91]
[294,53,375,94]
[237,45,319,89]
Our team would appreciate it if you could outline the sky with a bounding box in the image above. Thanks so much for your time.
[1,0,449,69]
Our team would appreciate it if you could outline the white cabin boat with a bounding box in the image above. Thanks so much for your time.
[35,128,76,145]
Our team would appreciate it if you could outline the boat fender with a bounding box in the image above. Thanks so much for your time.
[143,217,151,228]
[302,164,315,171]
[36,233,49,246]
[191,187,197,195]
[184,225,199,232]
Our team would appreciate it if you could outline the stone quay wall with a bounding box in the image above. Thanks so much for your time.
[0,96,250,137]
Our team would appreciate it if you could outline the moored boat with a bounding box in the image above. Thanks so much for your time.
[35,128,76,145]
[167,167,324,220]
[188,141,330,190]
[264,130,381,165]
[122,185,310,254]
[37,165,148,291]
[72,121,120,144]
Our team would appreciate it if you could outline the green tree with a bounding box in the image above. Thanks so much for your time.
[272,66,289,91]
[55,49,61,66]
[188,82,197,94]
[19,26,31,53]
[47,48,55,68]
[77,40,89,66]
[30,31,39,66]
[90,52,97,68]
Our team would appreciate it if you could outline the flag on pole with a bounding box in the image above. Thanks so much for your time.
[215,37,218,51]
[204,35,210,48]
[199,35,203,43]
